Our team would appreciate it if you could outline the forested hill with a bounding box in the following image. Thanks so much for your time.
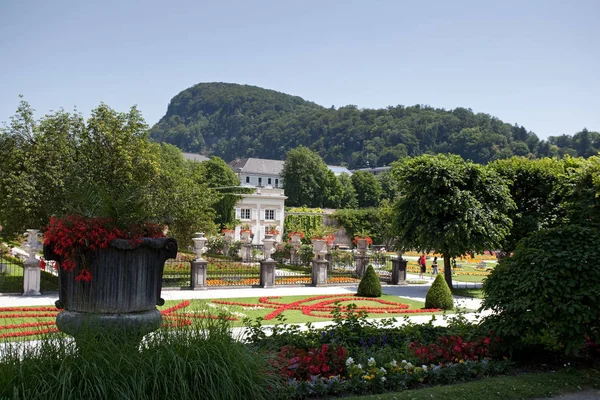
[149,82,599,168]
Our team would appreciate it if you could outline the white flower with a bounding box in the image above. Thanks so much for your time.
[367,357,376,367]
[380,367,387,373]
[401,359,407,364]
[390,360,397,367]
[422,365,428,371]
[381,376,386,382]
[346,357,354,367]
[357,364,363,370]
[406,362,414,369]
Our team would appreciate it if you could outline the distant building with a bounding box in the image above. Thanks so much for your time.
[234,187,287,244]
[228,157,284,188]
[327,165,353,176]
[351,166,391,176]
[182,152,210,163]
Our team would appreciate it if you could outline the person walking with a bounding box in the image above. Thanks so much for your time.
[431,256,439,277]
[418,252,427,279]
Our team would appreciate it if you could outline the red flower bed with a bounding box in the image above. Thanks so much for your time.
[213,294,440,320]
[276,344,347,380]
[0,300,238,339]
[409,335,494,364]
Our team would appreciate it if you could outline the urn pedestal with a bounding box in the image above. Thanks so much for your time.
[44,237,177,350]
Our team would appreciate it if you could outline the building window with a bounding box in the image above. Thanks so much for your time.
[245,176,250,183]
[258,177,262,186]
[241,209,251,219]
[264,209,275,220]
[275,179,279,188]
[268,178,272,185]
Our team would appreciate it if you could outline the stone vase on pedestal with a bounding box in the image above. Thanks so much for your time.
[44,237,177,349]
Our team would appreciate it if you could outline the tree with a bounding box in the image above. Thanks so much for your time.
[391,154,515,287]
[197,156,243,227]
[322,170,344,209]
[281,146,328,207]
[351,171,382,208]
[338,173,358,209]
[0,100,220,245]
[489,157,565,252]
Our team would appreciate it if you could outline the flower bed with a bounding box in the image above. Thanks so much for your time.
[212,294,441,321]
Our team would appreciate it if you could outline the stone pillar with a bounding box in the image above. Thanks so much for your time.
[355,255,367,278]
[241,244,252,261]
[260,259,276,288]
[22,229,41,296]
[391,256,408,285]
[190,260,208,290]
[312,259,328,287]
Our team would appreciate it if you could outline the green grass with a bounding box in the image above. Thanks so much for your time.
[344,368,600,400]
[451,288,484,298]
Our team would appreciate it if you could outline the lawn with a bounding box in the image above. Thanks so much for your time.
[159,294,451,326]
[0,294,455,340]
[344,368,600,400]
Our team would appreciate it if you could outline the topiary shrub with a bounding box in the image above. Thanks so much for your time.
[425,274,454,310]
[482,225,600,355]
[357,264,382,297]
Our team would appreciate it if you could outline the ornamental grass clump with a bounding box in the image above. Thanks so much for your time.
[0,312,282,400]
[425,274,454,310]
[357,264,382,297]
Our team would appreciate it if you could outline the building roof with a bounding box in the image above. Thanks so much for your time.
[327,165,353,176]
[182,152,210,163]
[228,158,284,175]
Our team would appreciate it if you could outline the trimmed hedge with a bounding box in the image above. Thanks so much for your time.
[357,264,382,297]
[426,274,454,310]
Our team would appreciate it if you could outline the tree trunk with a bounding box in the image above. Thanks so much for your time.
[443,253,453,288]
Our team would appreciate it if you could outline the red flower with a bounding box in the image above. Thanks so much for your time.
[75,269,93,282]
[38,258,46,270]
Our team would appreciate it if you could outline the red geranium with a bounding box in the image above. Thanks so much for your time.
[288,231,305,239]
[353,236,373,245]
[44,215,165,282]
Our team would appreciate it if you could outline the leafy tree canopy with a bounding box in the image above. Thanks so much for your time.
[391,154,515,287]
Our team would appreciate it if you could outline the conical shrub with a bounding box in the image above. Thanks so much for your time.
[357,264,382,297]
[425,274,454,310]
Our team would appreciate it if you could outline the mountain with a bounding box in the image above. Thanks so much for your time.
[149,82,599,168]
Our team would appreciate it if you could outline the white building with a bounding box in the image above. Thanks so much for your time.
[228,158,284,188]
[234,187,287,244]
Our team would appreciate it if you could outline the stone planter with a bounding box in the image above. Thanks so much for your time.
[44,237,177,347]
[355,238,370,252]
[311,239,328,260]
[240,230,252,243]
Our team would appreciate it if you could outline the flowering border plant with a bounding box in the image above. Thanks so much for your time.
[43,215,164,282]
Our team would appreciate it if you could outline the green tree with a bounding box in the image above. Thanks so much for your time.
[281,146,328,207]
[322,170,344,209]
[351,171,382,208]
[391,154,515,287]
[338,173,358,209]
[0,100,220,245]
[197,156,243,227]
[489,157,566,252]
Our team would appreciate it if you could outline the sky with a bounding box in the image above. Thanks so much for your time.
[1,0,598,139]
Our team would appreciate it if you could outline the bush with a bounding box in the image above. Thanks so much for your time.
[425,274,454,310]
[357,264,382,297]
[206,235,225,254]
[482,225,600,355]
[227,240,242,259]
[298,244,314,265]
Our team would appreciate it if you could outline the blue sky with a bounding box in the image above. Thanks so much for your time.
[1,0,598,139]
